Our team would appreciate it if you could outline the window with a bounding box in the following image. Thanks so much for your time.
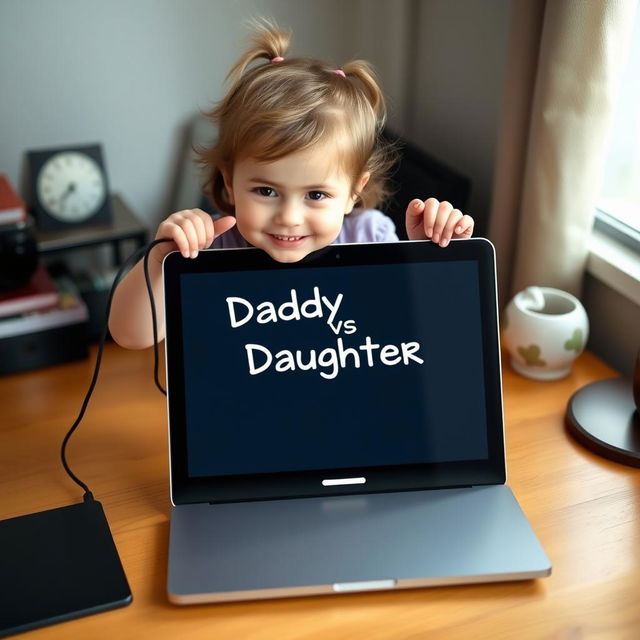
[595,1,640,253]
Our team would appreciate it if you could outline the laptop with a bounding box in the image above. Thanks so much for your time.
[162,237,551,604]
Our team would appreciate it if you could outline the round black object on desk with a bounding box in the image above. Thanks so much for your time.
[565,377,640,468]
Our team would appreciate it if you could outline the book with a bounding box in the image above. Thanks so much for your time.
[0,262,59,319]
[0,174,27,225]
[0,273,89,374]
[0,272,88,339]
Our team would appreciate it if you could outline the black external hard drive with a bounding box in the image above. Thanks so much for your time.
[0,499,132,637]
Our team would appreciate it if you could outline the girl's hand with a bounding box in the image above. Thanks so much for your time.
[154,209,237,260]
[405,198,474,247]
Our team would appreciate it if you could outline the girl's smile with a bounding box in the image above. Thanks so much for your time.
[269,233,307,247]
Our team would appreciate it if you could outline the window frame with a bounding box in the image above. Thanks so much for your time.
[594,209,640,255]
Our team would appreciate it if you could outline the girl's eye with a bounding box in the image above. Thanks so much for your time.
[307,191,328,201]
[255,186,277,197]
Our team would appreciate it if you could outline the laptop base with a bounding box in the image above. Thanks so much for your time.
[168,485,550,604]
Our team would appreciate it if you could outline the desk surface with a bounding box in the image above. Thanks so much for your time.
[1,345,639,639]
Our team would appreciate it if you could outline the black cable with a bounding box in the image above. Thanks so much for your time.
[60,238,171,500]
[143,242,168,396]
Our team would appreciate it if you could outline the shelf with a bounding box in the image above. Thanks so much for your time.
[36,193,147,263]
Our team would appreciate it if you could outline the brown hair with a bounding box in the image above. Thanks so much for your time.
[197,18,397,214]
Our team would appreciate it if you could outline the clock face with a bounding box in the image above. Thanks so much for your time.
[36,151,107,222]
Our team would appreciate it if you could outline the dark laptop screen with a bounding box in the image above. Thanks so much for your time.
[164,239,504,503]
[181,260,487,477]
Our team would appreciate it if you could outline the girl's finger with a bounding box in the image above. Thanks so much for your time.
[190,214,207,249]
[184,211,208,249]
[455,215,475,237]
[431,201,453,243]
[197,210,216,247]
[176,216,200,258]
[160,222,190,258]
[212,215,237,239]
[439,209,464,247]
[421,198,440,238]
[405,199,424,239]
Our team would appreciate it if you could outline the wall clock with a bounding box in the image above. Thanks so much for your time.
[27,143,112,232]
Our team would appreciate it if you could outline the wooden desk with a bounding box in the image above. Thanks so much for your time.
[1,346,639,638]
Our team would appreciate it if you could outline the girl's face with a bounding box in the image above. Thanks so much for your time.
[223,144,369,263]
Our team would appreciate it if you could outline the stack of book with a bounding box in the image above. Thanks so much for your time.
[0,173,27,226]
[0,262,59,319]
[0,262,89,376]
[0,173,90,374]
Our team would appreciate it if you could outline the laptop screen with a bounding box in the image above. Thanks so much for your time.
[164,239,505,504]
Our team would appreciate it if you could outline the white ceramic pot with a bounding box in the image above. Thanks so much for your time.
[502,286,589,381]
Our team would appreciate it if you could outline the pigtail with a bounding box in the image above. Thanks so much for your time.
[342,60,387,129]
[226,18,291,86]
[341,60,396,210]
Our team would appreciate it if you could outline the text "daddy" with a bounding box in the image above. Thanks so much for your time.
[226,287,342,328]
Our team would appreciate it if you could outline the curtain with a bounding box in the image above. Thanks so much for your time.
[489,0,638,304]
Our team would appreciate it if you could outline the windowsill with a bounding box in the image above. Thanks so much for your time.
[587,229,640,306]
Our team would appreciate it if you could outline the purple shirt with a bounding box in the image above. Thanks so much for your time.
[212,208,398,249]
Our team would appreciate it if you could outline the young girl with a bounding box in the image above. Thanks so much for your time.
[109,21,474,349]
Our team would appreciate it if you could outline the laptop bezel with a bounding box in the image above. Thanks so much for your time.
[163,238,505,505]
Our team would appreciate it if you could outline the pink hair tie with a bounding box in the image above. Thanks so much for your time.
[271,56,284,63]
[334,69,346,77]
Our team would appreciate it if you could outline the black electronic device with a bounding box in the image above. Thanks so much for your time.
[163,238,504,505]
[0,499,131,637]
